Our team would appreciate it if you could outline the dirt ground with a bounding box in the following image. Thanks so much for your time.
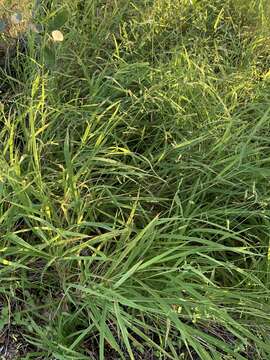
[1,0,33,35]
[0,0,33,61]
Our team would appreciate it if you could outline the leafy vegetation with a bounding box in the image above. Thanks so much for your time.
[0,0,270,359]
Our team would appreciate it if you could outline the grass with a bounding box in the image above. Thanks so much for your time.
[0,0,270,358]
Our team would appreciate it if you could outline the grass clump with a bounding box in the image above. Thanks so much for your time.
[0,0,270,359]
